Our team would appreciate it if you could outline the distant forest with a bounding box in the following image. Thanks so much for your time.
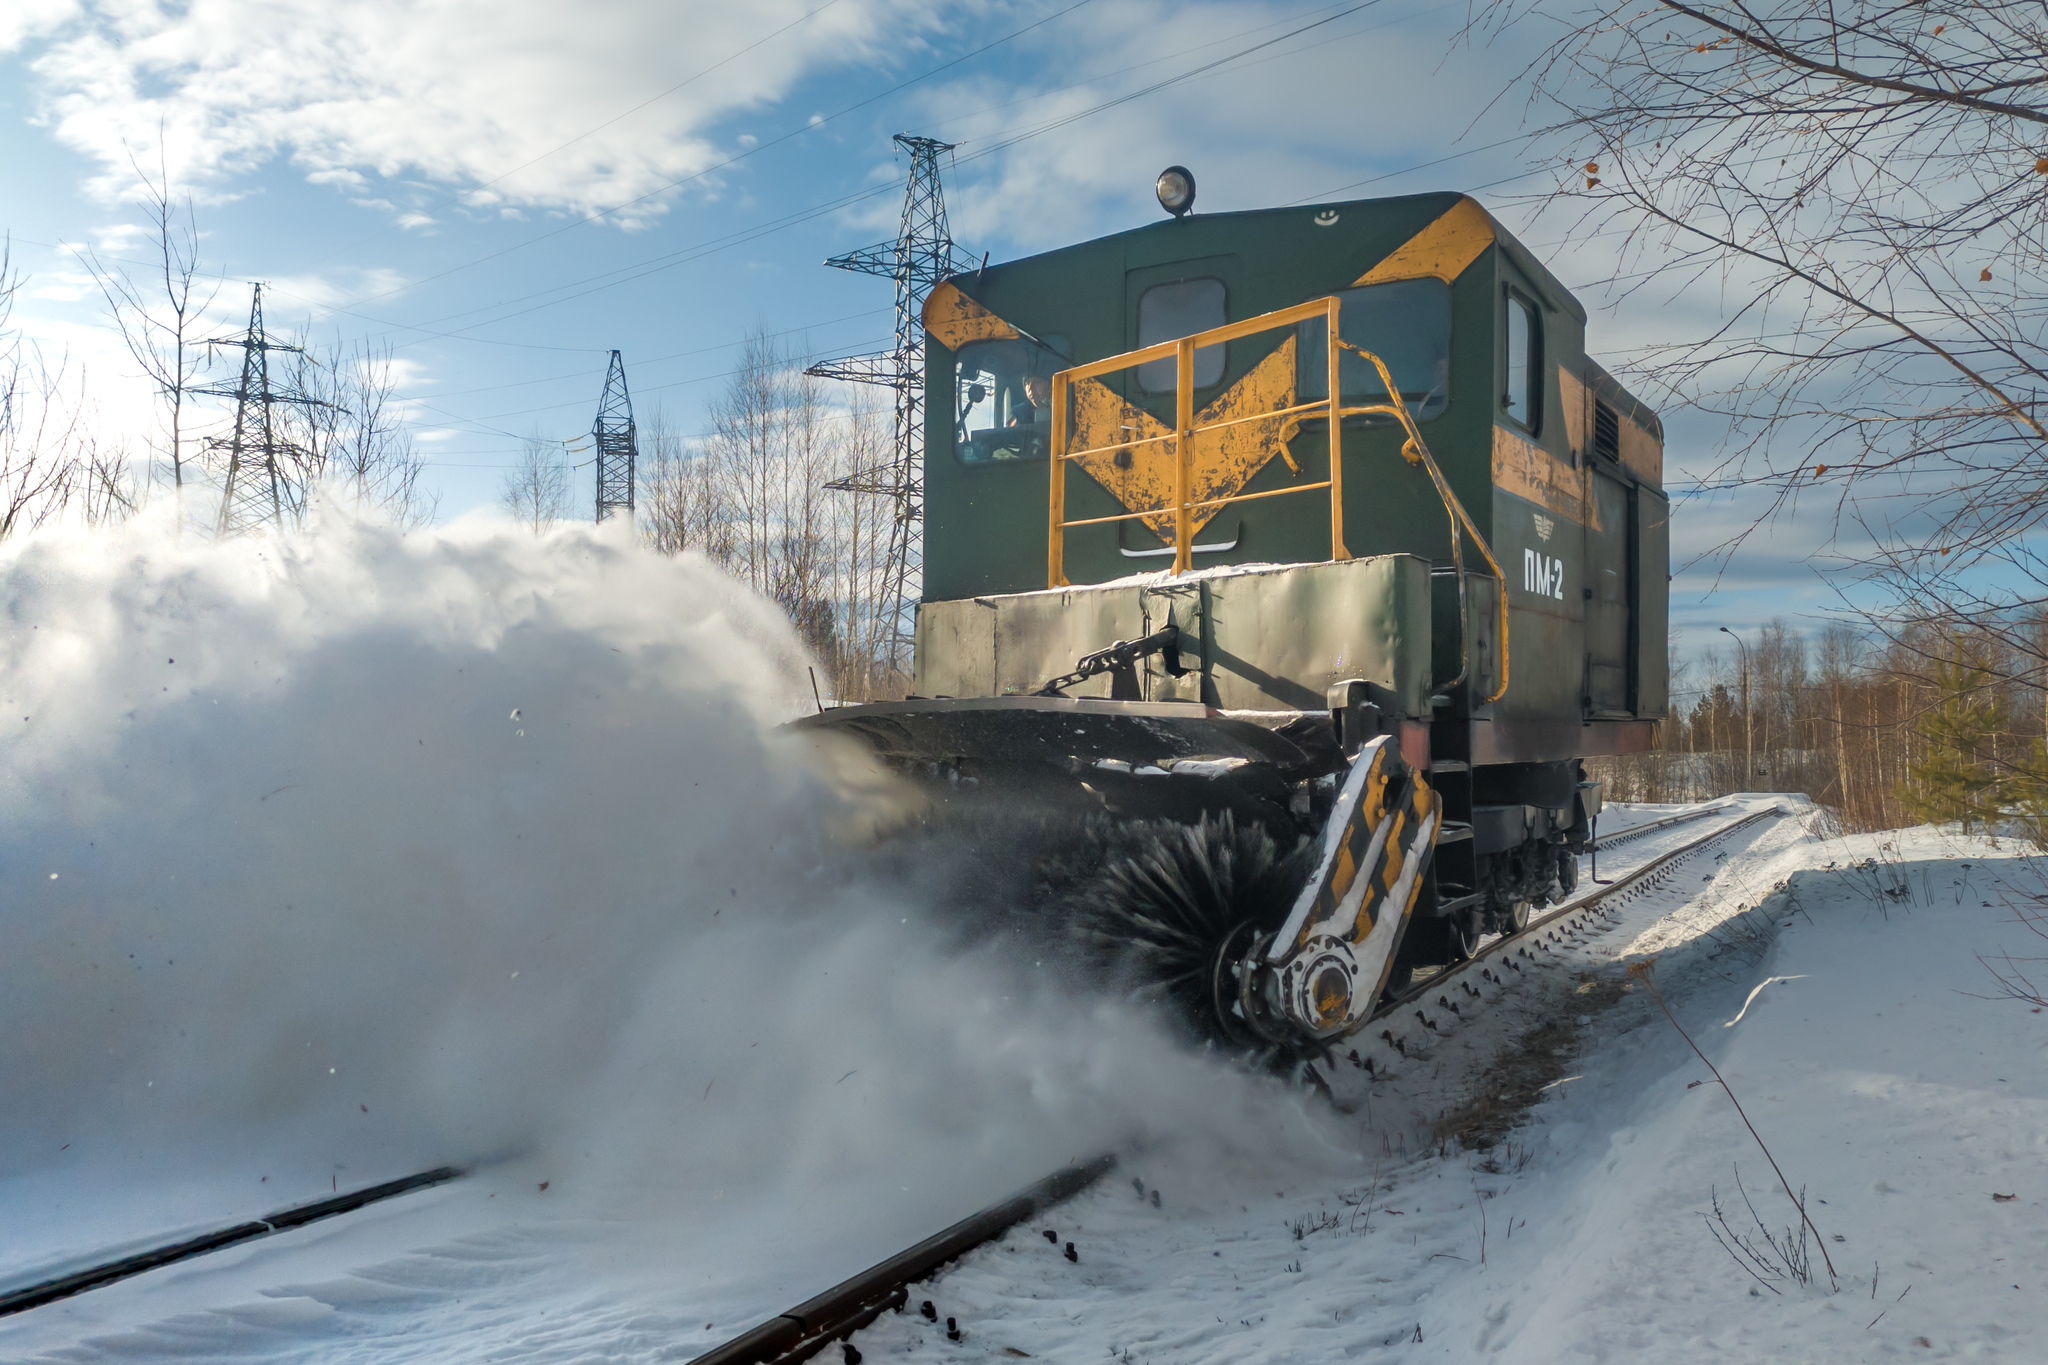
[1589,619,2048,837]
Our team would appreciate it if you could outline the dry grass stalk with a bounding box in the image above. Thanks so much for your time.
[1629,957,1838,1286]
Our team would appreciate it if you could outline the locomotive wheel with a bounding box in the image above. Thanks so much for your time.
[1449,909,1483,961]
[1505,898,1531,933]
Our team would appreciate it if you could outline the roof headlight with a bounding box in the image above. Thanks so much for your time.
[1155,165,1196,218]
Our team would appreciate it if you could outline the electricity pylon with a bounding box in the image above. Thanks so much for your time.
[593,350,636,523]
[807,134,975,670]
[193,283,335,537]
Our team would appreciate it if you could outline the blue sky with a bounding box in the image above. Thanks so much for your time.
[0,0,1850,659]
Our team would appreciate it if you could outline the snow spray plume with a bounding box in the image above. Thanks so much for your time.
[0,509,828,1178]
[0,511,1349,1234]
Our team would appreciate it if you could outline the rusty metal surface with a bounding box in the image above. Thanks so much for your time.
[1205,556,1431,714]
[1060,339,1304,545]
[921,280,1024,349]
[1050,296,1358,582]
[1350,195,1497,287]
[913,555,1435,718]
[1491,425,1601,530]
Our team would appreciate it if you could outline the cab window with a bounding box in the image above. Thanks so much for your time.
[1298,277,1450,420]
[953,335,1070,465]
[1137,279,1226,393]
[1503,289,1541,432]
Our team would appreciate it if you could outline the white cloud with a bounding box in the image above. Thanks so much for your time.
[892,1,1530,256]
[0,0,75,52]
[10,0,945,224]
[264,268,410,315]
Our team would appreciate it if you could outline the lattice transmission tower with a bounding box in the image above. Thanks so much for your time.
[807,134,975,668]
[593,350,637,523]
[194,283,334,537]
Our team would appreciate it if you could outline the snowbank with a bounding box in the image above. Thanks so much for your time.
[846,814,2048,1363]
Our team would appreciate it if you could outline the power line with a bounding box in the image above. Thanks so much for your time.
[291,0,851,277]
[921,0,1365,140]
[378,7,1512,454]
[368,181,909,349]
[327,0,1397,355]
[952,0,1387,165]
[326,0,1102,317]
[234,0,1407,361]
[401,333,894,437]
[413,306,888,402]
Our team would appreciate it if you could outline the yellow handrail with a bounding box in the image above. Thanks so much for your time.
[1045,295,1511,705]
[1048,296,1350,586]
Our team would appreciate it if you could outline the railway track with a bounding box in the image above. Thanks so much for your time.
[1376,803,1782,1024]
[1591,802,1733,850]
[693,802,1786,1365]
[0,1166,464,1319]
[693,1156,1118,1365]
[4,806,1782,1357]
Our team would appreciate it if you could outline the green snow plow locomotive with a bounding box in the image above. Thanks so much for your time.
[802,183,1669,1052]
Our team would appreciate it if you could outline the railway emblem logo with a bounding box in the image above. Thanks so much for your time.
[1533,513,1554,542]
[1314,210,1340,227]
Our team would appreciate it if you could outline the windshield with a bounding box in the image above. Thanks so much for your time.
[1298,278,1450,420]
[953,335,1070,465]
[1137,279,1226,392]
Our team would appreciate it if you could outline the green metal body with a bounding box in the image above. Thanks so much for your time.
[916,191,1667,763]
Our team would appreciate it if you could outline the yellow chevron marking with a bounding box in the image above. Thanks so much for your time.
[1332,843,1357,900]
[1069,336,1304,541]
[1352,196,1496,287]
[922,281,1023,349]
[1492,425,1601,530]
[922,283,1305,542]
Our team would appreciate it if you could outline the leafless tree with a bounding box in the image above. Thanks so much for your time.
[1472,0,2048,610]
[707,329,839,629]
[640,406,736,561]
[273,336,435,528]
[76,135,217,503]
[499,431,571,536]
[0,241,109,541]
[641,332,901,699]
[826,390,903,700]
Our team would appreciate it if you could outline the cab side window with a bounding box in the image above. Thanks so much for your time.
[1137,278,1226,393]
[1503,289,1541,434]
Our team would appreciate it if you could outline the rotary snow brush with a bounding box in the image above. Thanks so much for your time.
[818,701,1442,1056]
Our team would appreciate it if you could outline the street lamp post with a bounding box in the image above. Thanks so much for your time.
[1720,626,1753,787]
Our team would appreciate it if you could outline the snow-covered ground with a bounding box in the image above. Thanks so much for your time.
[5,519,2045,1363]
[841,810,2048,1363]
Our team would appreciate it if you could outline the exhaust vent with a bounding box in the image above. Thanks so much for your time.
[1592,401,1620,464]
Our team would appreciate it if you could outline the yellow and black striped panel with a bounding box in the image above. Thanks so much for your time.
[1349,770,1437,942]
[1288,742,1399,955]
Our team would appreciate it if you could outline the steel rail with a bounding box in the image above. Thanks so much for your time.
[692,1154,1117,1365]
[1373,805,1784,1024]
[692,808,1783,1365]
[0,1166,464,1318]
[1592,802,1735,849]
